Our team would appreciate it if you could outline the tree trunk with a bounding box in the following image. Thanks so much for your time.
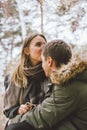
[16,0,27,39]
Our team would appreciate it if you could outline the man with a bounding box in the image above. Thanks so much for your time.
[5,40,87,130]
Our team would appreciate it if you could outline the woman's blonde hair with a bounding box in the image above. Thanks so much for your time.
[11,33,46,88]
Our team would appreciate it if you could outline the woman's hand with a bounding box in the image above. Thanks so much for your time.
[18,104,30,115]
[18,102,36,115]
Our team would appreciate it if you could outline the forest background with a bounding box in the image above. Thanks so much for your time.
[0,0,87,130]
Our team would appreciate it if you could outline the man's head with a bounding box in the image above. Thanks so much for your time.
[41,40,72,77]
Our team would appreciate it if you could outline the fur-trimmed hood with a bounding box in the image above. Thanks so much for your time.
[50,51,87,85]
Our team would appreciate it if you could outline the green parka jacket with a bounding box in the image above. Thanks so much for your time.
[16,53,87,130]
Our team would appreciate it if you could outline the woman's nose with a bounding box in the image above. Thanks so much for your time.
[41,44,45,50]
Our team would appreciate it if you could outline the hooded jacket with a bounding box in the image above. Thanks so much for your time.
[19,52,87,130]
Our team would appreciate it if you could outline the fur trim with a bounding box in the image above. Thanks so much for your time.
[50,51,87,85]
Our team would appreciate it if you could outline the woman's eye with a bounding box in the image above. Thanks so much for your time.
[36,42,42,47]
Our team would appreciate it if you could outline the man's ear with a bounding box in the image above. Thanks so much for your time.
[47,56,53,67]
[24,48,29,55]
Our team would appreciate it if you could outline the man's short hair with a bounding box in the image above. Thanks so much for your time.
[42,40,72,67]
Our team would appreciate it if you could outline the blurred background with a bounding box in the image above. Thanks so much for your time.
[0,0,87,129]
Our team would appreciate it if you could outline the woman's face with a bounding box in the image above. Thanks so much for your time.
[28,35,46,65]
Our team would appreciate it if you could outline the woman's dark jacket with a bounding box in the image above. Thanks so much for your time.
[3,70,46,119]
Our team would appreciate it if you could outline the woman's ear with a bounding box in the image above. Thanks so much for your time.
[24,48,29,55]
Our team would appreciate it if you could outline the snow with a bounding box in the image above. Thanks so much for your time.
[12,47,21,58]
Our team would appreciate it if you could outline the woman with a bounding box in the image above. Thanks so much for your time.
[3,33,47,126]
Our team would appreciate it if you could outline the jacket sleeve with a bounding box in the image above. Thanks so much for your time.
[20,85,78,129]
[4,105,19,118]
[3,81,20,118]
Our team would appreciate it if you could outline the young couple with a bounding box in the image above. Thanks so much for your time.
[4,33,87,130]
